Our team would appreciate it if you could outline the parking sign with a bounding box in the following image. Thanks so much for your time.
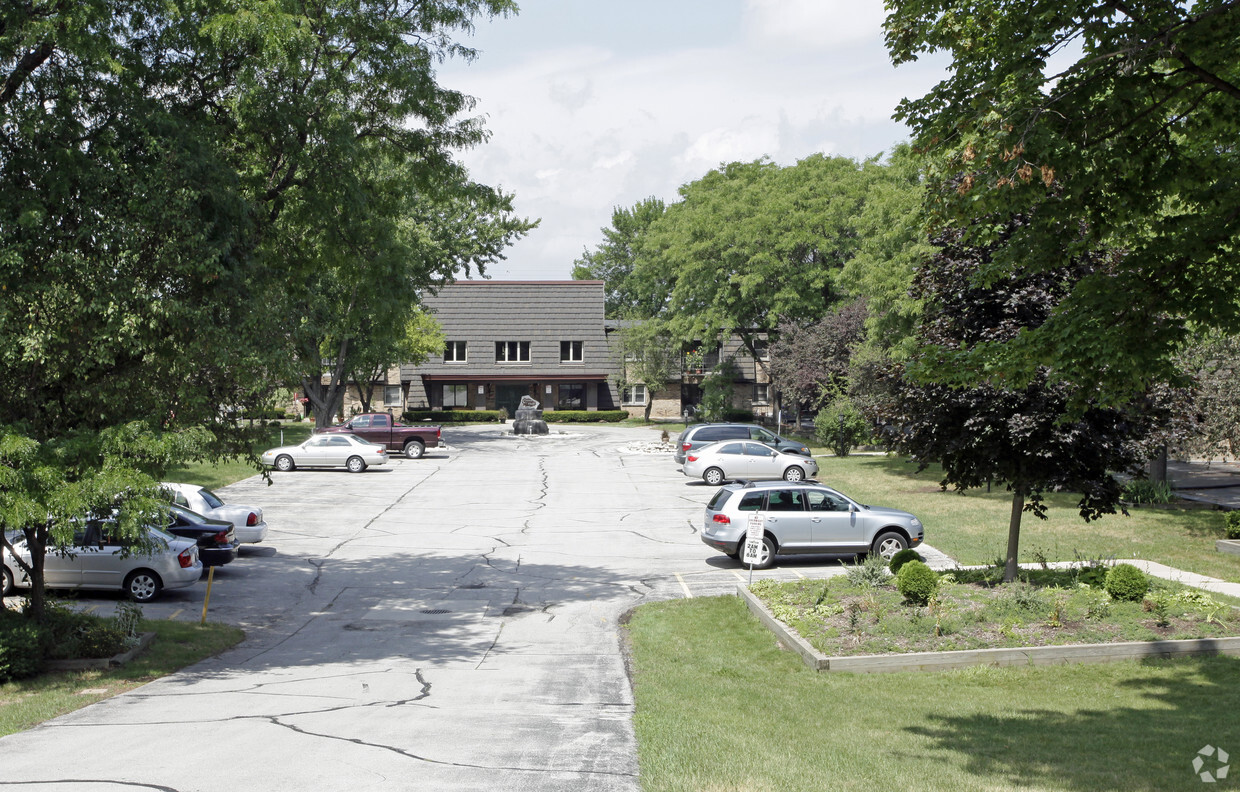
[742,513,764,566]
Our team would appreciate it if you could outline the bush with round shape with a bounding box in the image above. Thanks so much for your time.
[896,560,939,606]
[1104,563,1149,602]
[0,613,44,683]
[1226,511,1240,540]
[888,548,924,574]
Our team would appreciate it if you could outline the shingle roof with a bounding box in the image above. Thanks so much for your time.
[400,281,618,380]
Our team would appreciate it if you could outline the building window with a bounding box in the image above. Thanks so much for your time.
[495,341,530,362]
[384,385,402,406]
[752,383,770,404]
[444,341,467,363]
[753,340,770,361]
[558,384,584,409]
[622,385,647,405]
[443,384,469,408]
[560,341,583,363]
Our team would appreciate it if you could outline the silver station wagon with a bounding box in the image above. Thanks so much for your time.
[2,521,202,602]
[701,480,924,569]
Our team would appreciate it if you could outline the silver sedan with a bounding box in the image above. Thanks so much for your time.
[2,522,202,602]
[261,433,389,473]
[682,440,819,485]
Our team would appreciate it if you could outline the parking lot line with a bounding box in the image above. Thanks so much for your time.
[731,570,746,583]
[791,570,806,579]
[674,572,693,599]
[82,604,99,614]
[168,609,183,620]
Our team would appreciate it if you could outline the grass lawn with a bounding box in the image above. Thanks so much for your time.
[0,618,243,737]
[162,422,313,490]
[626,595,1240,792]
[812,454,1240,582]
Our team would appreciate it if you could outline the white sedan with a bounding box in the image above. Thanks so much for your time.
[682,440,819,486]
[162,482,269,544]
[261,433,388,473]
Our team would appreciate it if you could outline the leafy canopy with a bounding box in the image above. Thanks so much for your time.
[885,0,1240,405]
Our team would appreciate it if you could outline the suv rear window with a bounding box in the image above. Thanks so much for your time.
[707,489,731,510]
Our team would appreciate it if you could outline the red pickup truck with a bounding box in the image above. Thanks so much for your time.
[315,413,441,459]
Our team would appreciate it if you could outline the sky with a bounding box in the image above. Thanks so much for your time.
[436,0,952,280]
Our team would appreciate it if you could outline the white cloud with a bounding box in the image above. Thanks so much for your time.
[742,0,888,47]
[438,7,948,279]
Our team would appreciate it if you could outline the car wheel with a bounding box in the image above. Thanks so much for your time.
[404,439,425,460]
[872,531,908,560]
[125,570,163,603]
[1,566,13,597]
[783,465,805,482]
[346,455,367,473]
[703,467,725,486]
[275,454,295,472]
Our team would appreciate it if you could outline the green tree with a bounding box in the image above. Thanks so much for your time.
[871,224,1172,582]
[0,0,523,617]
[347,310,446,415]
[611,322,682,422]
[572,197,665,318]
[885,0,1240,404]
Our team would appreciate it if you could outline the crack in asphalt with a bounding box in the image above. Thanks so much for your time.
[263,715,638,778]
[0,784,181,791]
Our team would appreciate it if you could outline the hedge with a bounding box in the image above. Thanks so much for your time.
[402,410,506,423]
[543,410,628,423]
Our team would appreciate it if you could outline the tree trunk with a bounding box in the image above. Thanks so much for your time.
[1004,488,1025,583]
[1147,445,1168,485]
[354,381,372,414]
[643,398,653,423]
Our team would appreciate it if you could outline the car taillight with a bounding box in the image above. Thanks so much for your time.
[687,455,698,462]
[246,512,259,527]
[712,514,730,524]
[682,443,691,451]
[178,549,194,568]
[214,530,228,544]
[436,427,441,438]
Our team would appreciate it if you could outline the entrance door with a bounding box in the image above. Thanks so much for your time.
[495,384,527,418]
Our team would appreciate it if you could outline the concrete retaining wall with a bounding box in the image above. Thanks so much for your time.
[737,586,1240,674]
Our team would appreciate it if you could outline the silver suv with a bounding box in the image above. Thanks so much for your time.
[701,480,924,569]
[674,423,810,465]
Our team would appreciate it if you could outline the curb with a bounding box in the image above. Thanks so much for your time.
[736,586,1240,674]
[44,632,156,673]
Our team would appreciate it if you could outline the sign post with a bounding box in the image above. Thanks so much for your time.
[742,513,765,585]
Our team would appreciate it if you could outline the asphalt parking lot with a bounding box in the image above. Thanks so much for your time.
[1,424,890,791]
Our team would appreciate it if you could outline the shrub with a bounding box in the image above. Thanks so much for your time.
[402,410,505,423]
[1226,511,1240,540]
[1122,478,1175,504]
[843,553,890,588]
[0,613,44,683]
[888,548,924,574]
[1104,563,1149,602]
[543,410,627,423]
[896,560,939,605]
[814,397,871,457]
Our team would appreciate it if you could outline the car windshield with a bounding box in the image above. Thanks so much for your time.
[198,488,225,509]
